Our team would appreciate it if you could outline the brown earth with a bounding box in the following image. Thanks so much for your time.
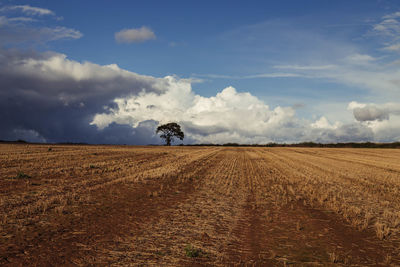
[0,144,400,266]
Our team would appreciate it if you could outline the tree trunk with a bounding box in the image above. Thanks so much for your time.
[166,136,171,146]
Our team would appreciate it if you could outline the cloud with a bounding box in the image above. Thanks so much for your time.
[91,78,385,144]
[273,53,400,98]
[352,106,389,122]
[0,24,82,44]
[273,64,337,70]
[193,72,302,80]
[0,48,171,144]
[370,11,400,53]
[0,5,54,16]
[344,53,376,65]
[348,101,400,122]
[5,16,37,23]
[115,26,156,43]
[383,12,400,19]
[383,43,400,52]
[0,6,82,45]
[310,123,374,143]
[45,26,82,40]
[11,128,47,143]
[255,11,400,100]
[311,116,340,130]
[372,18,400,37]
[344,101,400,142]
[1,48,398,144]
[349,102,400,142]
[0,48,170,103]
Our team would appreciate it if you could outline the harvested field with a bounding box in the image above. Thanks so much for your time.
[1,144,400,266]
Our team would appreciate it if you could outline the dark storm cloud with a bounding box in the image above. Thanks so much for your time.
[0,48,168,144]
[92,121,161,145]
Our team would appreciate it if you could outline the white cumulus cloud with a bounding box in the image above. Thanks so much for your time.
[91,79,302,143]
[311,116,340,130]
[91,77,388,144]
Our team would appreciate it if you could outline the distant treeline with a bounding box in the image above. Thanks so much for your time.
[0,140,90,145]
[185,142,400,148]
[1,139,400,148]
[0,139,29,144]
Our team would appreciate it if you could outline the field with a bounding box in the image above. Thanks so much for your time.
[1,144,400,266]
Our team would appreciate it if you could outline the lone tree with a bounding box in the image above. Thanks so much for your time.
[156,122,184,146]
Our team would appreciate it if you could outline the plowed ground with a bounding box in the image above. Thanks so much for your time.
[1,144,400,266]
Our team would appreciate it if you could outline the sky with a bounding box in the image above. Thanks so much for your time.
[1,0,400,144]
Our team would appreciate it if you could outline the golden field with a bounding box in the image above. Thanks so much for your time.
[0,144,399,266]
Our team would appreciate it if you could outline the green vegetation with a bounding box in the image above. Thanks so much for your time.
[184,244,202,258]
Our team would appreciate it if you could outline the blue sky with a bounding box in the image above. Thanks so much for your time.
[1,0,400,144]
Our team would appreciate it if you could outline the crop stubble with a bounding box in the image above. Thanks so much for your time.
[0,144,399,266]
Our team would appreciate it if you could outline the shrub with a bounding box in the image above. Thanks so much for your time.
[15,172,31,179]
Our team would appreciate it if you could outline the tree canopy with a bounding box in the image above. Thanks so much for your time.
[156,122,184,146]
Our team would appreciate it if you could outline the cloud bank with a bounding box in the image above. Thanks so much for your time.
[1,47,399,144]
[91,77,400,144]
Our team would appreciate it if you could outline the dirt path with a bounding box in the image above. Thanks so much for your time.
[1,145,400,266]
